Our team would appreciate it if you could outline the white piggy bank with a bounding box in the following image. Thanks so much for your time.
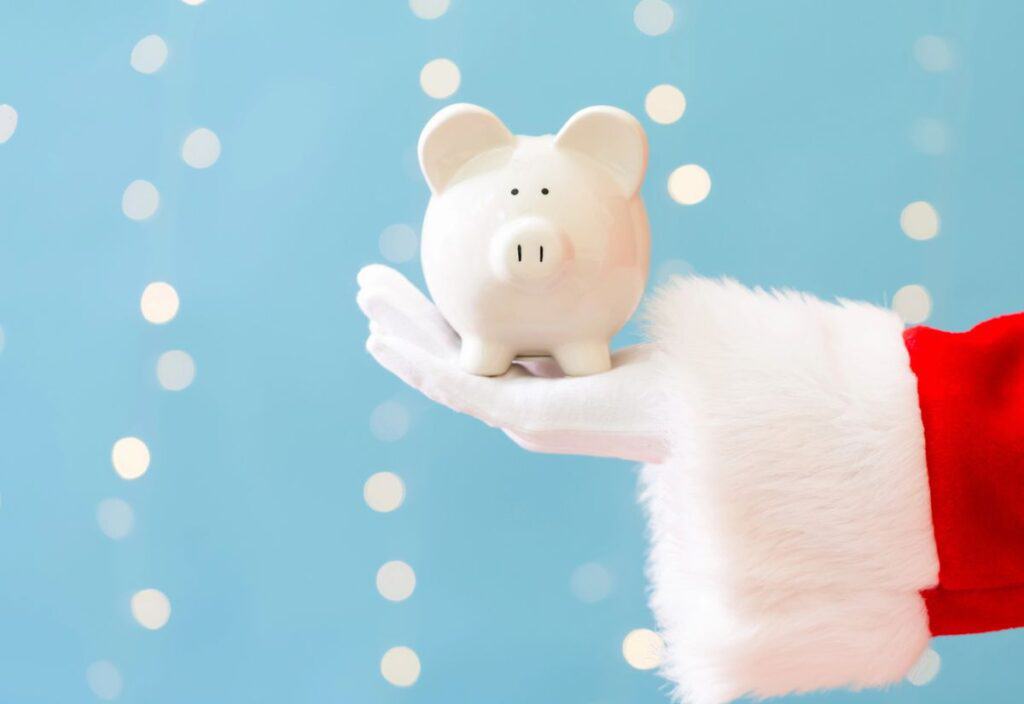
[418,104,650,376]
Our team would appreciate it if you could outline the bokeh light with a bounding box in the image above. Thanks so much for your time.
[380,646,421,687]
[622,628,664,670]
[906,647,941,686]
[668,164,712,205]
[0,104,17,143]
[130,35,168,74]
[419,58,461,99]
[111,437,150,480]
[182,128,222,169]
[645,84,686,125]
[364,471,405,512]
[900,201,940,240]
[131,588,171,630]
[85,661,123,701]
[121,180,160,221]
[376,560,416,602]
[910,118,949,156]
[569,562,612,603]
[893,284,932,324]
[914,35,954,72]
[379,224,419,263]
[182,0,206,4]
[157,350,196,391]
[370,400,410,442]
[634,0,674,36]
[410,0,449,19]
[96,498,135,540]
[140,282,180,324]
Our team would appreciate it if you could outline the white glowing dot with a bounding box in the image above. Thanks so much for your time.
[634,0,675,36]
[86,661,123,701]
[157,350,195,391]
[364,472,406,512]
[381,646,421,687]
[181,128,221,169]
[0,104,18,144]
[111,437,150,480]
[622,628,664,670]
[370,400,410,442]
[893,284,932,324]
[570,562,613,603]
[130,35,168,74]
[911,118,949,156]
[907,647,941,686]
[668,164,711,205]
[376,560,417,602]
[900,201,940,241]
[410,0,449,19]
[96,498,135,540]
[645,84,686,125]
[140,282,180,324]
[420,58,461,99]
[379,224,419,263]
[914,36,954,72]
[182,0,206,5]
[121,180,160,221]
[131,588,171,630]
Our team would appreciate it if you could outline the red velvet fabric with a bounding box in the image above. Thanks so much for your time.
[904,313,1024,636]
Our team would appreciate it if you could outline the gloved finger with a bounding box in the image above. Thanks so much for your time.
[357,286,459,358]
[512,356,565,378]
[366,332,527,430]
[357,264,450,332]
[503,427,668,464]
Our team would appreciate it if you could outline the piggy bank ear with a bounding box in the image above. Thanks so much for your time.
[418,104,515,194]
[554,106,648,196]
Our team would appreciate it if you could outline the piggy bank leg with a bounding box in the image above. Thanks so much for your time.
[552,341,612,376]
[460,337,516,376]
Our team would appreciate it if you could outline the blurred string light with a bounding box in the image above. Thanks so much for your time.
[140,282,180,324]
[893,284,932,324]
[131,588,171,630]
[130,35,168,74]
[96,498,135,540]
[622,628,665,670]
[157,350,196,391]
[914,35,954,72]
[910,118,949,156]
[364,471,405,512]
[379,223,419,264]
[0,104,17,143]
[906,647,941,686]
[634,0,674,36]
[376,561,417,602]
[645,84,686,125]
[569,562,613,603]
[111,437,150,480]
[900,201,940,240]
[370,400,410,442]
[668,164,712,205]
[380,646,421,687]
[85,661,123,701]
[409,0,449,20]
[182,128,221,169]
[420,58,461,99]
[121,180,160,221]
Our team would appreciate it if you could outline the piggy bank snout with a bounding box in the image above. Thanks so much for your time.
[490,217,568,283]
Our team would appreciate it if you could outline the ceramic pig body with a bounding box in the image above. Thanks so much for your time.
[418,104,650,376]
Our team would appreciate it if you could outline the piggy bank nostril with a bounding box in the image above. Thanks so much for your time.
[539,246,544,263]
[517,244,522,262]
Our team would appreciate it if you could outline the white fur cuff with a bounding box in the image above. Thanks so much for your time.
[641,277,940,704]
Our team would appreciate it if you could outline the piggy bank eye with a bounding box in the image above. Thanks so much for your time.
[541,187,550,195]
[510,188,519,196]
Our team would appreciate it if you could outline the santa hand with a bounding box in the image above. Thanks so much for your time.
[357,265,669,463]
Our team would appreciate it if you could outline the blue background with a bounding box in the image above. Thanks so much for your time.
[1,0,1021,702]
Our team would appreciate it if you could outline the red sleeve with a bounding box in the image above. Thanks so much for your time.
[904,312,1024,636]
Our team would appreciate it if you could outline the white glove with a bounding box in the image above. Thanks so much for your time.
[357,264,669,463]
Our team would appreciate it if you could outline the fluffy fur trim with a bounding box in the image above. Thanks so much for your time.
[641,277,940,704]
